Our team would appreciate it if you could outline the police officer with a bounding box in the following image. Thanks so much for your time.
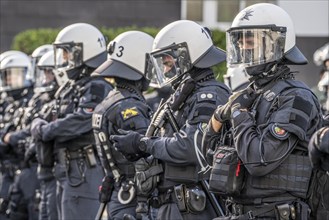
[30,50,59,220]
[208,3,322,219]
[313,43,329,114]
[30,23,113,220]
[307,111,329,220]
[110,20,230,220]
[92,30,154,220]
[0,52,34,219]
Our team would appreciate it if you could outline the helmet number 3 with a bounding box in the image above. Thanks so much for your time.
[116,46,124,57]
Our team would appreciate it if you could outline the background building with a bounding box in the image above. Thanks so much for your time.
[1,0,328,87]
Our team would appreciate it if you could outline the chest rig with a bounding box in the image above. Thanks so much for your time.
[246,79,317,199]
[93,86,152,206]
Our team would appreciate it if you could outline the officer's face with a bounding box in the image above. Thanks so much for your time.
[43,69,55,84]
[162,55,175,74]
[238,36,257,50]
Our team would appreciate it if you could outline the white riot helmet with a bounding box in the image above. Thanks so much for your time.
[0,52,33,92]
[224,67,249,92]
[34,50,58,93]
[53,23,107,75]
[226,3,307,69]
[313,43,329,68]
[0,50,28,63]
[31,45,53,79]
[146,20,226,88]
[93,31,154,82]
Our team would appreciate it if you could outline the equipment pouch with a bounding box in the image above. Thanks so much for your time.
[209,146,245,196]
[185,186,206,213]
[84,145,97,168]
[135,156,162,196]
[174,184,187,212]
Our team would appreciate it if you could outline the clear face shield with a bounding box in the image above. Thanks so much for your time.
[226,26,287,68]
[0,67,30,92]
[54,42,83,70]
[145,42,192,88]
[34,67,56,92]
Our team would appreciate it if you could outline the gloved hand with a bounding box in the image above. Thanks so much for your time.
[31,118,48,140]
[213,88,257,122]
[229,87,257,110]
[309,127,329,172]
[110,129,144,155]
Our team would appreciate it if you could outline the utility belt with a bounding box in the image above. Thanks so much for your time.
[64,145,98,187]
[65,145,98,169]
[151,184,206,214]
[229,199,310,220]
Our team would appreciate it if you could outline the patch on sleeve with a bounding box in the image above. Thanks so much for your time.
[121,107,139,121]
[270,124,289,140]
[197,92,217,103]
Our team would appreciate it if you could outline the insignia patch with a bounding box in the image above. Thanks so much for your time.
[270,124,289,140]
[121,107,139,120]
[240,9,254,21]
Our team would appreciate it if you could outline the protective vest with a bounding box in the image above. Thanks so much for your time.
[159,75,230,188]
[93,88,152,177]
[245,79,319,200]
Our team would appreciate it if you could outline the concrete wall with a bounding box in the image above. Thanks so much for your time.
[0,0,181,52]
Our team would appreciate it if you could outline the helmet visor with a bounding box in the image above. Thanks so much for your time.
[34,67,55,89]
[54,42,83,70]
[0,67,30,92]
[226,26,286,68]
[145,43,192,88]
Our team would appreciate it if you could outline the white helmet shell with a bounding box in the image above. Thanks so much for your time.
[37,50,54,68]
[229,3,307,65]
[54,23,107,68]
[224,67,249,91]
[31,44,53,58]
[153,20,226,68]
[313,43,329,66]
[0,50,28,63]
[0,53,32,71]
[93,31,154,80]
[0,53,33,91]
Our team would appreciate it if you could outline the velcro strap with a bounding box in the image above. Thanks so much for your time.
[143,164,163,180]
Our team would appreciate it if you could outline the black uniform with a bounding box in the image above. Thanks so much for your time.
[225,66,322,219]
[137,69,230,220]
[307,115,329,219]
[0,87,33,219]
[93,84,152,219]
[31,75,113,219]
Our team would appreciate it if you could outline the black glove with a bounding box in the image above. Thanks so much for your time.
[31,118,48,140]
[213,88,257,122]
[229,87,257,110]
[309,127,329,172]
[110,129,144,155]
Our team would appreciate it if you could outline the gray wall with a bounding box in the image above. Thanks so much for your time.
[0,0,181,52]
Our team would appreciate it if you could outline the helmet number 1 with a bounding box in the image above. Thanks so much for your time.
[201,28,210,39]
[98,37,105,48]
